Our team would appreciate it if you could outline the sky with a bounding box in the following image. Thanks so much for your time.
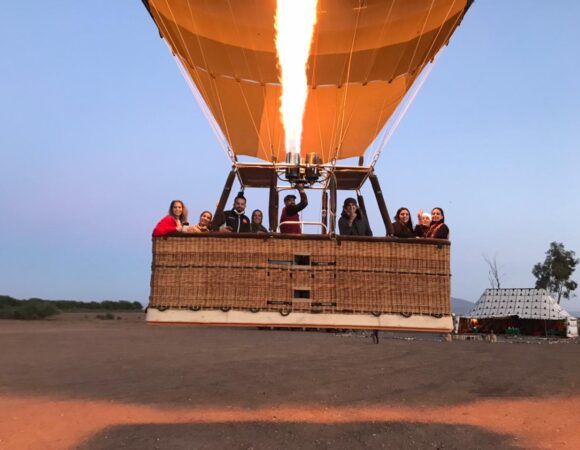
[1,1,579,311]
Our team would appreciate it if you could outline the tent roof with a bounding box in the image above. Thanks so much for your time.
[466,288,575,321]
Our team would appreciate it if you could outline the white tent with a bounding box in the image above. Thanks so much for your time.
[467,288,574,320]
[464,288,577,337]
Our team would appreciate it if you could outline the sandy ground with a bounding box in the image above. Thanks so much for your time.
[1,314,579,449]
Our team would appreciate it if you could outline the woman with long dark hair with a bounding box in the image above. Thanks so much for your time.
[425,207,449,239]
[152,200,189,237]
[392,207,415,238]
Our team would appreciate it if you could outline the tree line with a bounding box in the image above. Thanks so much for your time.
[0,295,143,320]
[484,242,578,304]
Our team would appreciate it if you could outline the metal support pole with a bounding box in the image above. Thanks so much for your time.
[369,171,393,236]
[211,169,236,230]
[356,191,368,219]
[268,169,279,232]
[329,174,337,234]
[321,190,328,234]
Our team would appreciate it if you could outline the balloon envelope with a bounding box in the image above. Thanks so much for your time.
[143,0,471,163]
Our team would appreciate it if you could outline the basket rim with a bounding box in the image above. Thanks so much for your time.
[152,232,450,246]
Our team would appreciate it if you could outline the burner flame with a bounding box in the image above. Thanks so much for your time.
[275,0,318,158]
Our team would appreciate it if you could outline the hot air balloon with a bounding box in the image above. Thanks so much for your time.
[143,0,472,332]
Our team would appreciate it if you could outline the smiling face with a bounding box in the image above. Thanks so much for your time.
[199,211,212,227]
[345,202,357,215]
[397,208,410,223]
[171,201,183,218]
[234,197,246,213]
[421,214,431,227]
[431,208,443,222]
[252,211,263,224]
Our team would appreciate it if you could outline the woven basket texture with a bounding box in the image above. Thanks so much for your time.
[150,234,451,316]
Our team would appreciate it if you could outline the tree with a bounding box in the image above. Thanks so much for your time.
[532,242,578,304]
[483,254,505,289]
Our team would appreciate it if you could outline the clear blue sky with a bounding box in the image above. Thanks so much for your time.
[1,2,579,311]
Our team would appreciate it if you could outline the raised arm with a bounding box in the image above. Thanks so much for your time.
[286,188,308,216]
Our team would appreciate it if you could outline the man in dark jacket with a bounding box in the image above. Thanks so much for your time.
[215,195,251,232]
[338,197,373,236]
[279,184,308,234]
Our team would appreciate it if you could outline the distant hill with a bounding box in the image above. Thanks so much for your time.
[451,297,474,315]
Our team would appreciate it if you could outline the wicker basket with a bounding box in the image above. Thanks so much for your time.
[149,233,451,328]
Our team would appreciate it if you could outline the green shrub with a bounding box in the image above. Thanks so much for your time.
[0,294,143,318]
[96,313,115,320]
[0,307,15,319]
[1,301,60,320]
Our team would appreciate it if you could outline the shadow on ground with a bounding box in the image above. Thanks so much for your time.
[78,422,518,450]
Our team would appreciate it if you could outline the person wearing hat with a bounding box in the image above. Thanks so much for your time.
[414,210,431,237]
[338,197,373,236]
[250,209,268,233]
[279,184,308,234]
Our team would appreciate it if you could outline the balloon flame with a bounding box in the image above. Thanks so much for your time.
[275,0,318,157]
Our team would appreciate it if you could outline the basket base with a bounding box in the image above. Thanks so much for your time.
[146,308,452,332]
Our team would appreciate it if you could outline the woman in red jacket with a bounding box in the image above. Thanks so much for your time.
[152,200,189,237]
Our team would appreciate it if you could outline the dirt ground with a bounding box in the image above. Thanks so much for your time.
[1,313,579,449]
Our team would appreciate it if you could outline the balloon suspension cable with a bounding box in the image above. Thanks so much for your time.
[368,51,441,173]
[332,4,362,166]
[367,0,466,173]
[166,44,237,166]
